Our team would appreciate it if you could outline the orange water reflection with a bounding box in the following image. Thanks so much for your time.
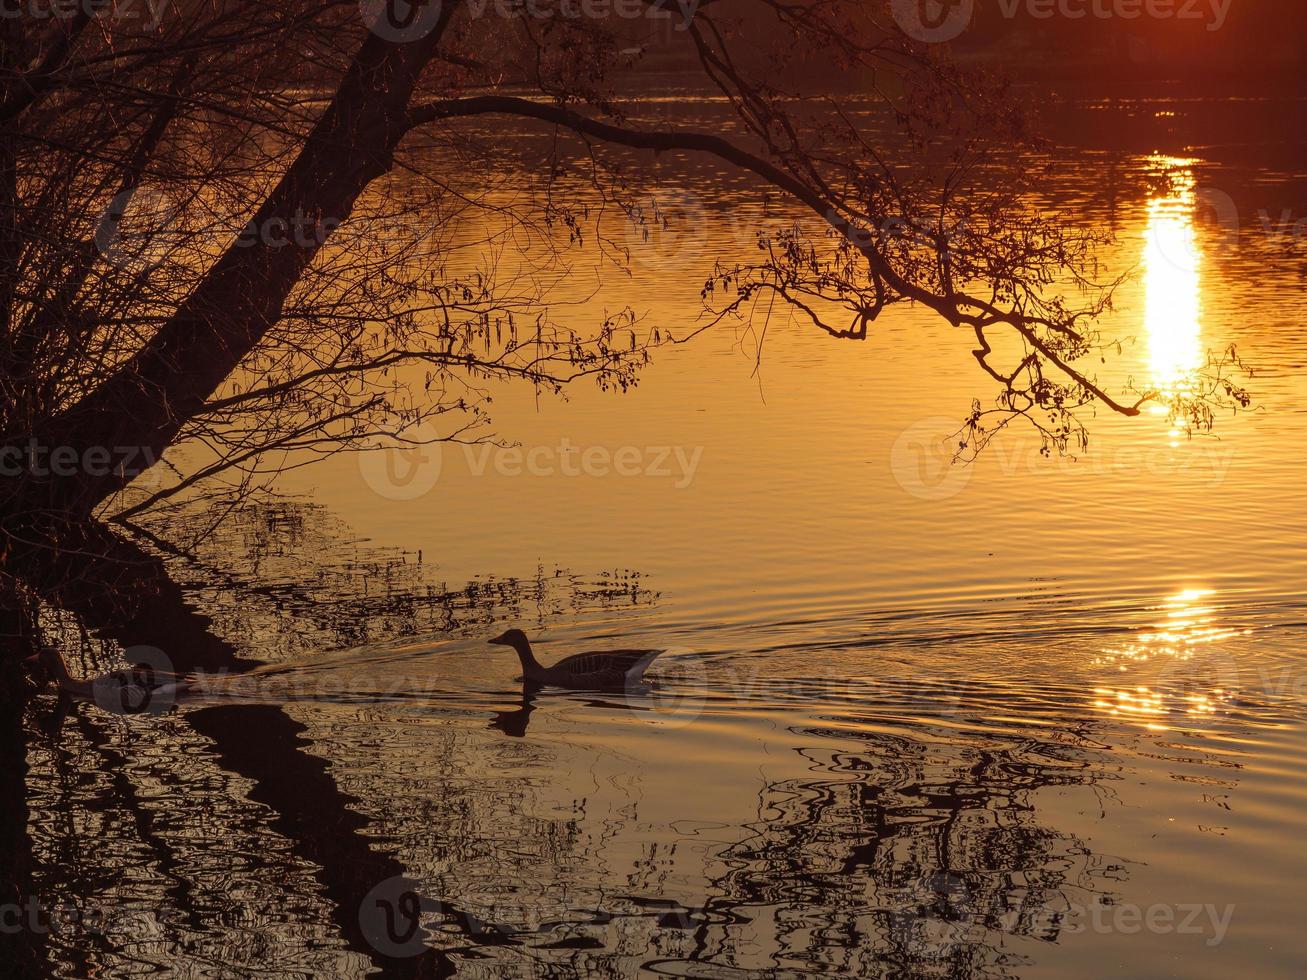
[1142,157,1204,442]
[1092,589,1249,731]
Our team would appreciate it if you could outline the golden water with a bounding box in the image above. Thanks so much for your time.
[29,97,1307,978]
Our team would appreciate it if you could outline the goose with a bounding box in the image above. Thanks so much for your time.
[26,647,190,714]
[488,629,663,690]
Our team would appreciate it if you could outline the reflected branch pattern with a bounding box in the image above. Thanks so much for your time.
[14,501,656,976]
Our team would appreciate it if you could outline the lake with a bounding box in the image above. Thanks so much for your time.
[28,86,1307,977]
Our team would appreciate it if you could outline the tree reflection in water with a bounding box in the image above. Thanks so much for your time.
[697,727,1111,978]
[17,501,655,977]
[14,502,1122,978]
[371,702,1118,979]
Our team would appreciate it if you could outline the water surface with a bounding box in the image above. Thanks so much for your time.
[30,90,1307,978]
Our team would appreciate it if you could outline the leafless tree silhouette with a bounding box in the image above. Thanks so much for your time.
[0,7,1254,971]
[0,0,1250,536]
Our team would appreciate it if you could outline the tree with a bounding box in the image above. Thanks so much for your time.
[0,6,1256,971]
[0,0,1248,537]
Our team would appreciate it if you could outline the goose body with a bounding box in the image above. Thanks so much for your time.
[489,629,663,690]
[29,648,190,714]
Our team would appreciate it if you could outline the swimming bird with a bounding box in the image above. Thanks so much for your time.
[488,629,663,690]
[26,647,190,714]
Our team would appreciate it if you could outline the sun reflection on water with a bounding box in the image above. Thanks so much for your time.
[1092,588,1249,731]
[1142,157,1204,442]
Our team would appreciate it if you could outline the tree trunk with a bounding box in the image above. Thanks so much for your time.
[7,520,459,975]
[30,11,454,518]
[0,598,44,978]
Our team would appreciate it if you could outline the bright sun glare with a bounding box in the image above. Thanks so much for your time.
[1092,588,1248,732]
[1143,157,1204,420]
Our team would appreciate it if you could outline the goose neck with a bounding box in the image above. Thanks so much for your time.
[510,636,541,670]
[41,650,75,687]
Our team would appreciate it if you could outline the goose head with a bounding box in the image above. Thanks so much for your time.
[489,628,528,650]
[24,647,68,683]
[488,628,540,665]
